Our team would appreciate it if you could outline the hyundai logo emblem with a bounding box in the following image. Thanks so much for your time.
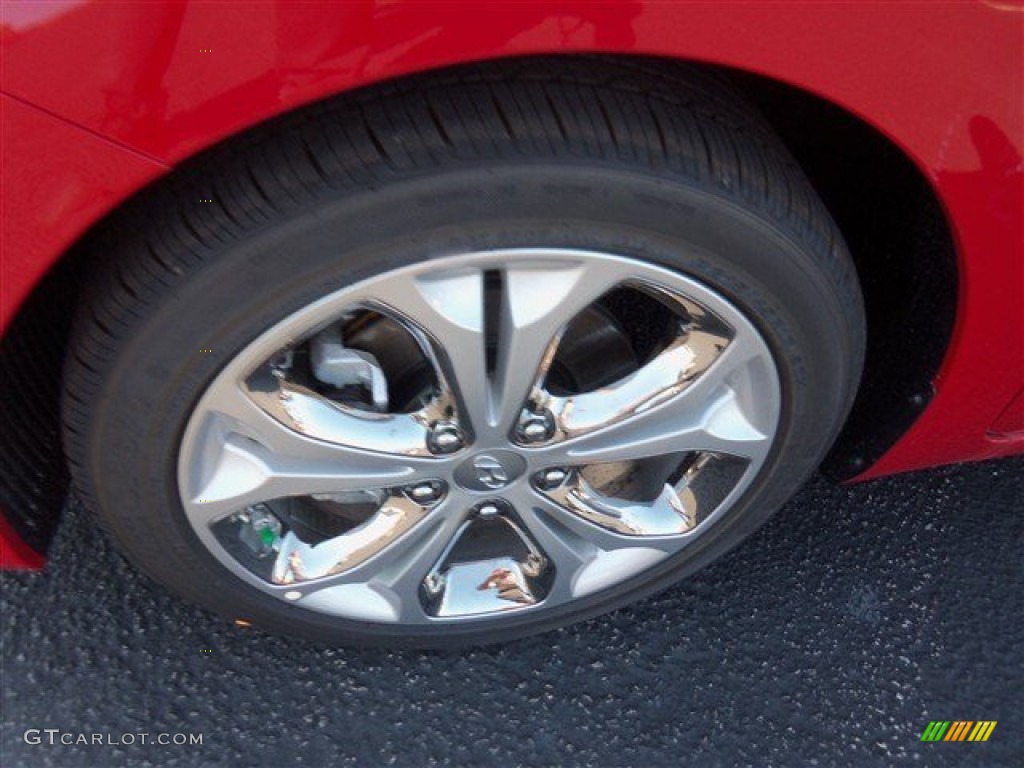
[473,455,509,489]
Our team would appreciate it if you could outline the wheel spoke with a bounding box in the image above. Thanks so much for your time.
[370,268,489,436]
[204,378,351,461]
[182,384,437,523]
[246,371,438,457]
[270,492,436,582]
[368,499,472,622]
[261,496,460,624]
[185,434,429,524]
[507,486,673,602]
[504,487,590,604]
[490,256,633,436]
[553,477,696,536]
[535,332,776,465]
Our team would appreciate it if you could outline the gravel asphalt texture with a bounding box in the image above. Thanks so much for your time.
[2,456,1021,767]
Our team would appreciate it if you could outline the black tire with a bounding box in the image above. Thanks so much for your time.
[63,58,864,647]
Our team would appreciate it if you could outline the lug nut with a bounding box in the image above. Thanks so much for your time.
[477,503,501,520]
[406,481,445,505]
[516,409,555,444]
[534,467,569,491]
[427,422,463,455]
[474,499,512,520]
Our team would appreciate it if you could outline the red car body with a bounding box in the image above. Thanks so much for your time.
[2,1,1022,570]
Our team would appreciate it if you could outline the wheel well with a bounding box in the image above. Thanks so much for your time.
[725,71,958,480]
[0,54,957,553]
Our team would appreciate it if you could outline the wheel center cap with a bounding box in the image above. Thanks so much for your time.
[454,450,527,492]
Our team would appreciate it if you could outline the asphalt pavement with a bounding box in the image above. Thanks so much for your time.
[2,457,1021,767]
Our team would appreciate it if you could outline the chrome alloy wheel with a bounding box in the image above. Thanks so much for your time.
[178,249,781,625]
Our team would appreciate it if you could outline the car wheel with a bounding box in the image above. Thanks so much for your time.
[64,59,864,647]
